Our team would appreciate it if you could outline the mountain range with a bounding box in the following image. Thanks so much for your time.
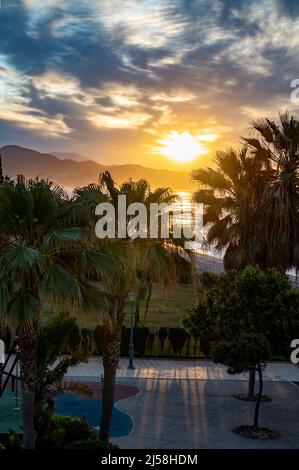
[0,145,195,190]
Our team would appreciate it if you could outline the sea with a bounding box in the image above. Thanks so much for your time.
[63,186,299,282]
[65,185,221,259]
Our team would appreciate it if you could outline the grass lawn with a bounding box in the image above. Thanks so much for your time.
[44,283,197,330]
[123,283,197,329]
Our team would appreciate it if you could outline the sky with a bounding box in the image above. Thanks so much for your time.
[0,0,299,170]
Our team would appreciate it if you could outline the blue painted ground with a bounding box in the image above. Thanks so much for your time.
[54,393,133,438]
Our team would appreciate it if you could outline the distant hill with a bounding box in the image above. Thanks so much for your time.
[52,151,90,162]
[0,145,194,190]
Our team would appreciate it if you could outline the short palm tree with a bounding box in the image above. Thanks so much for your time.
[0,176,112,448]
[35,314,92,432]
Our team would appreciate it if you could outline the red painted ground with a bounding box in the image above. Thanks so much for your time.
[4,380,139,402]
[84,382,139,401]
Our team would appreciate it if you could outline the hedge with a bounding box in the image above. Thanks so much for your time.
[89,325,204,358]
[1,325,204,358]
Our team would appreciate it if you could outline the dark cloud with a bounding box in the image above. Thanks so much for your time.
[0,0,298,162]
[277,0,299,17]
[0,0,129,87]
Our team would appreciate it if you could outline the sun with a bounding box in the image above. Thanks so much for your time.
[154,131,214,163]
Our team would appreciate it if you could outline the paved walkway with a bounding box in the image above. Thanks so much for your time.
[64,358,299,382]
[4,356,299,381]
[111,378,299,449]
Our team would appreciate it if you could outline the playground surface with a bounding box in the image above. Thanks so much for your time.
[0,382,138,437]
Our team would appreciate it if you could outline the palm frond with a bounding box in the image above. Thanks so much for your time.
[43,227,85,246]
[0,245,44,280]
[8,290,39,326]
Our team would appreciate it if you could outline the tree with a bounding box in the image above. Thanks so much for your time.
[74,171,192,442]
[192,147,269,270]
[34,314,91,433]
[107,176,181,324]
[0,176,111,448]
[244,114,299,272]
[192,114,299,273]
[213,333,271,428]
[184,267,299,396]
[211,267,299,356]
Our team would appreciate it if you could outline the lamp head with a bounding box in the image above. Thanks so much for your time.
[128,290,137,302]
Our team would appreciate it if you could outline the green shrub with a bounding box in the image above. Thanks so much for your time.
[158,327,168,353]
[36,415,96,449]
[134,327,149,355]
[145,331,155,355]
[120,327,130,355]
[168,328,188,355]
[81,325,202,358]
[81,328,93,354]
[65,438,119,449]
[7,430,22,449]
[93,325,104,354]
[68,323,82,353]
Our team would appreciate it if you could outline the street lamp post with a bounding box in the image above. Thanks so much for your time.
[128,290,136,370]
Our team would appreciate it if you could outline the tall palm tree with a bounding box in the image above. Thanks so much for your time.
[244,113,299,271]
[193,114,299,273]
[73,179,131,443]
[74,172,192,442]
[0,176,112,448]
[117,177,181,323]
[192,147,269,270]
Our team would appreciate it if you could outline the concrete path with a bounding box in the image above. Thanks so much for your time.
[111,378,299,449]
[64,358,299,382]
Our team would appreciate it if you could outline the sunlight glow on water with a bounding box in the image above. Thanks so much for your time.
[177,191,223,258]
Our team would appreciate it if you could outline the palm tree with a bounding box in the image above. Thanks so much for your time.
[117,178,181,323]
[74,172,192,442]
[192,147,269,270]
[35,314,92,433]
[0,176,112,448]
[193,114,299,273]
[243,113,299,272]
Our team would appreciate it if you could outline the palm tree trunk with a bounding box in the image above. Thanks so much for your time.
[253,364,263,428]
[18,318,40,449]
[99,321,122,442]
[100,369,116,442]
[22,389,35,449]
